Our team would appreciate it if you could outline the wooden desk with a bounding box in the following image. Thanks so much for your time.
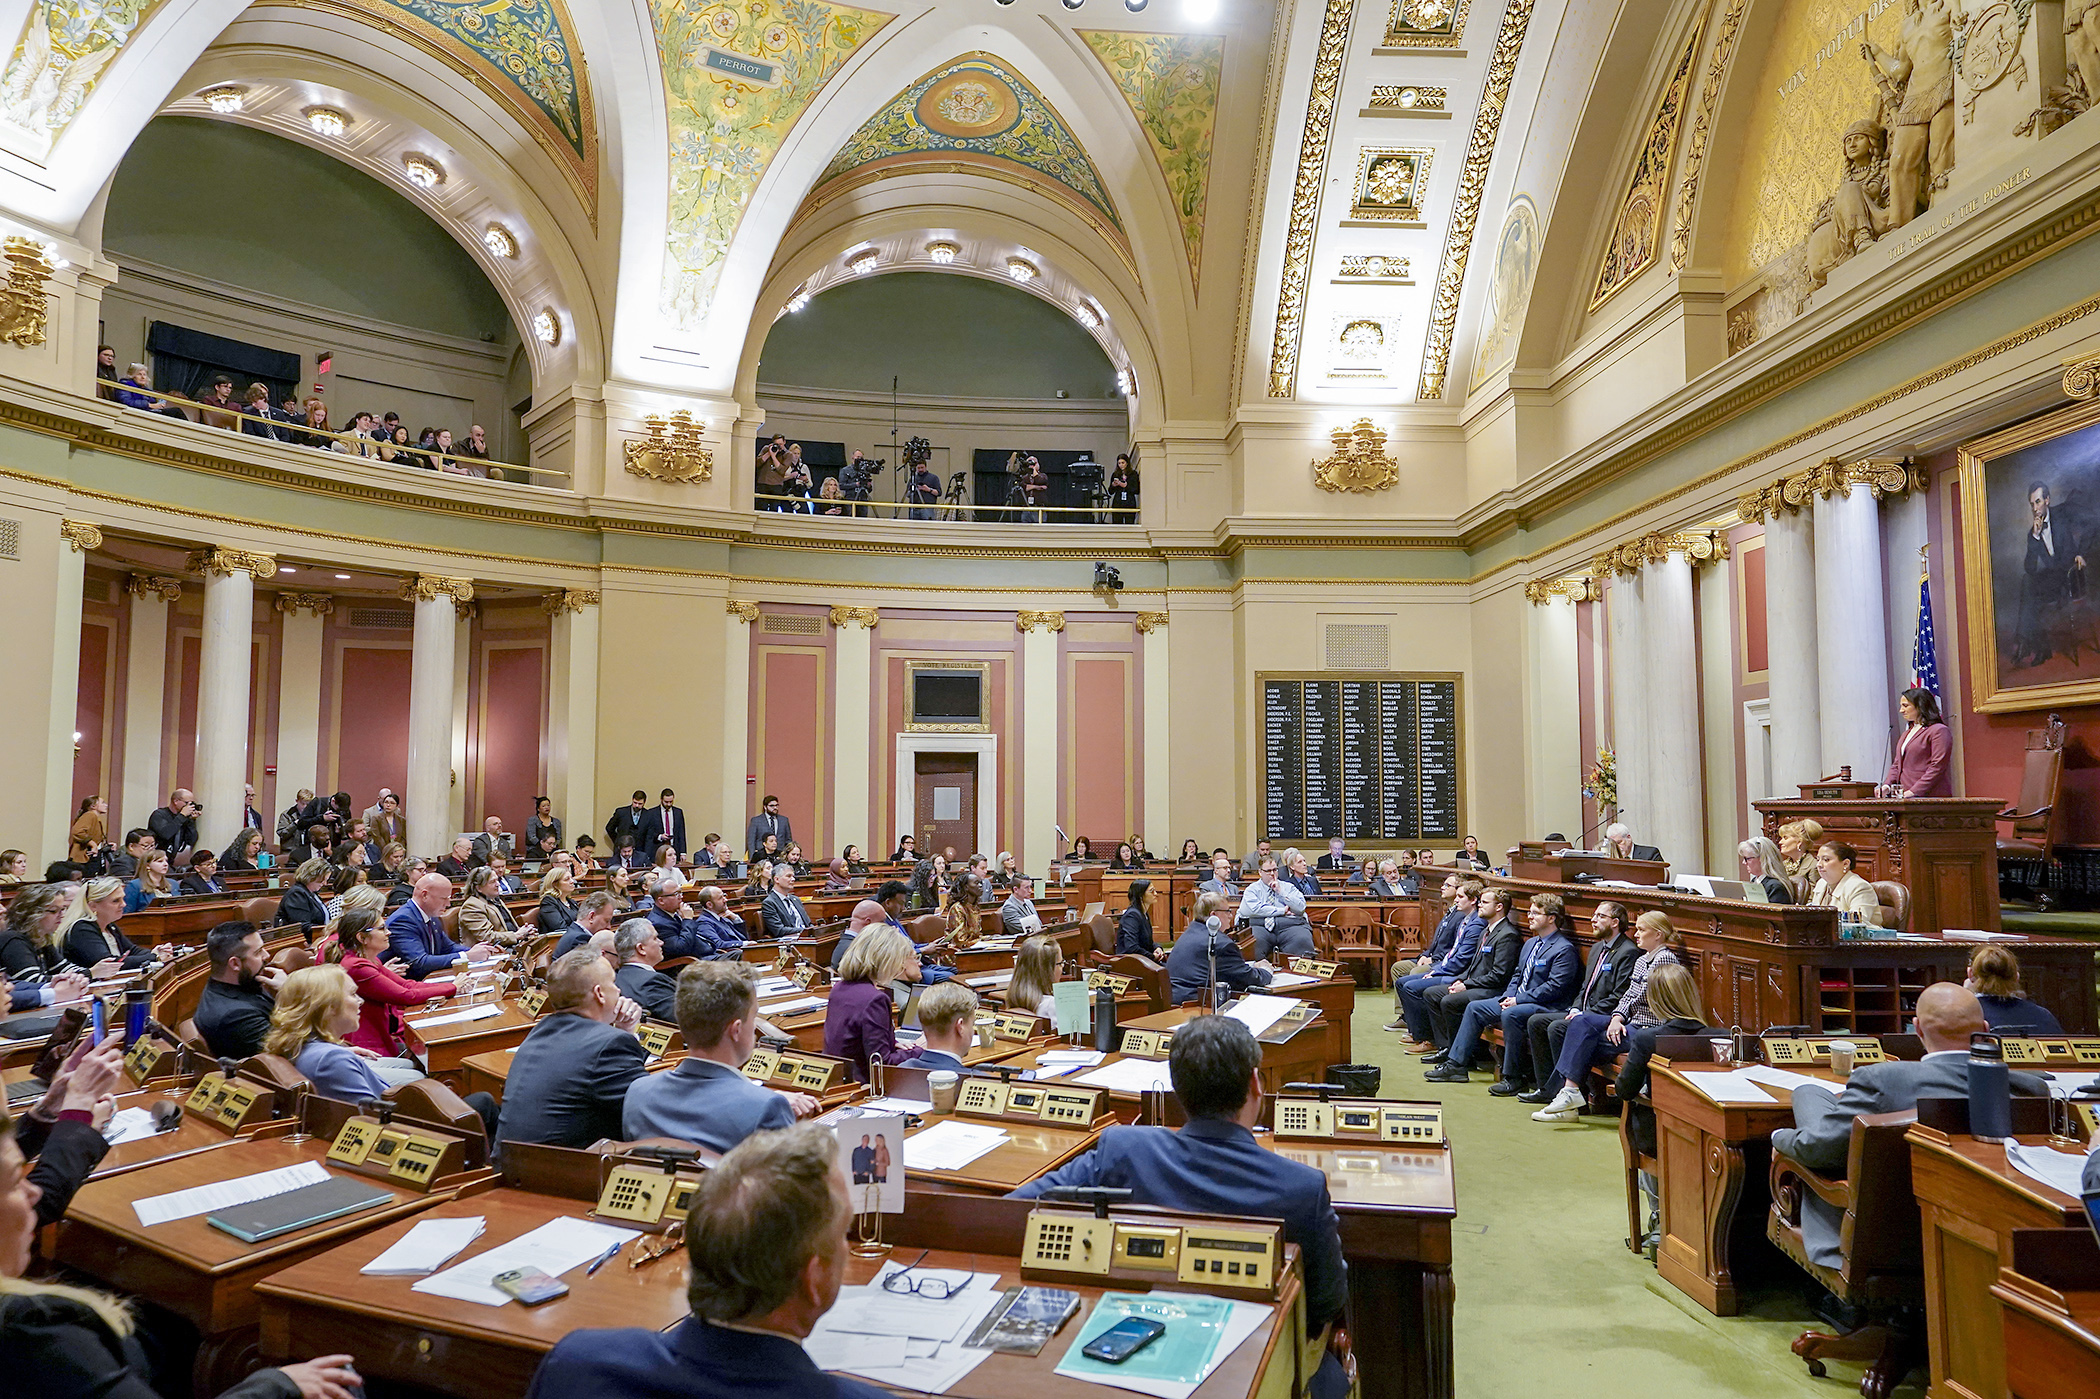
[896,1110,1100,1192]
[1272,976,1357,1065]
[1119,1008,1345,1095]
[1755,797,2004,933]
[1506,851,1669,885]
[1908,1129,2085,1399]
[119,897,253,949]
[409,996,541,1083]
[1993,1227,2100,1399]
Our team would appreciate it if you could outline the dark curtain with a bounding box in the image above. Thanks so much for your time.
[145,321,300,409]
[970,449,1107,523]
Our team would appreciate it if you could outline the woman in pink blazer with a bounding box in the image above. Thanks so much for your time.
[1885,687,1952,797]
[327,906,457,1064]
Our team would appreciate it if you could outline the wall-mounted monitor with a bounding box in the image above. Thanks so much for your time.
[912,669,983,726]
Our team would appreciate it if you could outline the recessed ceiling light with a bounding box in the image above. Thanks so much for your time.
[848,249,880,275]
[1006,257,1039,283]
[334,573,350,580]
[1061,0,1084,10]
[402,154,444,188]
[1125,0,1148,10]
[304,106,347,137]
[1075,302,1101,329]
[201,86,245,114]
[926,240,960,264]
[483,224,517,259]
[278,565,296,574]
[533,308,562,345]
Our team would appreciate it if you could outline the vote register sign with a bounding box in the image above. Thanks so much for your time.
[1259,672,1462,843]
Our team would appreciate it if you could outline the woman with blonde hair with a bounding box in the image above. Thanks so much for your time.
[61,877,169,972]
[1777,819,1824,896]
[1966,944,2064,1034]
[1735,835,1795,904]
[822,926,923,1081]
[263,965,405,1101]
[325,908,448,1084]
[321,883,386,946]
[538,863,580,935]
[1007,936,1061,1019]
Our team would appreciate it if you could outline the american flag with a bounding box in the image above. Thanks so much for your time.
[1912,571,1940,696]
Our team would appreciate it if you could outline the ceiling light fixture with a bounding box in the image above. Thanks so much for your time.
[201,86,245,114]
[926,240,960,264]
[402,154,444,188]
[1061,0,1084,9]
[1074,302,1101,329]
[304,106,347,137]
[784,286,811,313]
[1006,257,1039,283]
[848,249,880,275]
[1117,368,1134,396]
[483,224,517,258]
[533,309,562,345]
[1124,0,1148,10]
[278,565,296,574]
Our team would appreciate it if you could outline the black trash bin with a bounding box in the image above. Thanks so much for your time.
[1325,1063,1381,1097]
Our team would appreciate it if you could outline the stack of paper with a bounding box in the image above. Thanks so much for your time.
[1222,995,1299,1038]
[1683,1070,1784,1106]
[1036,1049,1107,1069]
[2006,1141,2090,1199]
[412,1217,641,1306]
[1742,1065,1829,1094]
[407,1004,504,1030]
[1266,971,1321,988]
[1942,929,2025,941]
[760,995,826,1016]
[1075,1059,1176,1095]
[804,1261,1002,1393]
[904,1120,1010,1171]
[362,1217,487,1275]
[102,1106,165,1146]
[755,975,797,996]
[135,1161,332,1226]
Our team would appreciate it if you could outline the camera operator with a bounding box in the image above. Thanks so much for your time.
[840,449,884,518]
[906,439,941,520]
[1018,454,1049,524]
[1108,453,1138,523]
[755,433,789,511]
[148,788,201,863]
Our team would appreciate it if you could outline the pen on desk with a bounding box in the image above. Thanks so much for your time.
[586,1240,625,1275]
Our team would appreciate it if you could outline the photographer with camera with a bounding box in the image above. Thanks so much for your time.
[839,449,884,518]
[148,788,200,864]
[903,436,940,520]
[1017,454,1049,524]
[755,434,789,511]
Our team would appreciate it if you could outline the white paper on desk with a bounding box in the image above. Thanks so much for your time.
[903,1120,1009,1172]
[407,1004,503,1030]
[760,995,826,1016]
[133,1160,330,1226]
[805,1331,907,1372]
[1684,1070,1783,1105]
[755,976,797,995]
[2044,1071,2100,1097]
[1265,971,1320,988]
[1036,1049,1107,1068]
[412,1216,641,1307]
[362,1216,487,1275]
[2006,1141,2091,1200]
[966,972,1014,988]
[841,1341,994,1394]
[1742,1065,1830,1094]
[820,1265,1006,1343]
[858,1096,934,1115]
[1942,928,2026,940]
[102,1107,164,1145]
[1076,1059,1176,1095]
[1222,994,1299,1039]
[1052,1295,1273,1399]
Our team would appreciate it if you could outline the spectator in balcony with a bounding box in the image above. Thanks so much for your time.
[115,363,158,411]
[780,453,812,511]
[816,477,846,515]
[755,433,789,509]
[1108,454,1138,523]
[457,423,492,464]
[343,412,380,457]
[381,411,402,438]
[301,397,338,450]
[195,375,239,429]
[907,459,941,520]
[377,424,418,465]
[1018,455,1049,523]
[238,383,281,441]
[438,429,484,477]
[95,344,118,399]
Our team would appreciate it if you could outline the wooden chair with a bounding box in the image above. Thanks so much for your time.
[1620,1036,1718,1252]
[1105,954,1168,1016]
[1999,713,2068,905]
[522,931,562,979]
[239,895,278,926]
[1869,881,1911,932]
[1766,1109,1926,1398]
[1327,906,1385,987]
[1086,912,1116,958]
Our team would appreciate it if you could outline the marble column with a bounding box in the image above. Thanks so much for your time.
[449,602,473,837]
[120,575,179,833]
[404,576,472,857]
[830,607,877,862]
[1813,482,1891,776]
[1762,504,1822,792]
[188,547,274,855]
[546,590,601,844]
[1019,611,1062,874]
[1605,571,1649,842]
[722,602,757,842]
[9,518,96,867]
[1138,613,1171,857]
[1522,588,1583,844]
[272,594,331,819]
[1645,548,1705,873]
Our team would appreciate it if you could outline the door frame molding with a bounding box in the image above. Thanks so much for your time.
[896,732,998,859]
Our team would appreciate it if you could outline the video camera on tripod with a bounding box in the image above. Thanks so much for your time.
[839,450,885,501]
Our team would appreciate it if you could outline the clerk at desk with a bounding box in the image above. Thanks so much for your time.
[1012,1015,1349,1398]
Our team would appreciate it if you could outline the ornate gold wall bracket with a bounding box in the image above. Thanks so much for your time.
[623,410,714,483]
[272,593,334,616]
[1590,529,1728,577]
[0,237,55,347]
[1016,610,1066,633]
[726,600,759,622]
[59,520,101,552]
[125,574,181,602]
[399,574,475,604]
[2065,351,2100,399]
[541,589,600,614]
[186,546,277,578]
[1313,419,1400,493]
[1134,612,1169,632]
[829,606,879,628]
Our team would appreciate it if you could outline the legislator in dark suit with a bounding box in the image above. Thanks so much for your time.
[638,802,687,859]
[744,809,794,859]
[1772,1051,2046,1266]
[495,1011,649,1150]
[526,1318,888,1399]
[1525,930,1636,1094]
[1114,903,1156,957]
[604,801,648,856]
[275,883,330,933]
[1165,922,1273,1005]
[614,960,680,1024]
[761,888,810,939]
[1426,914,1521,1049]
[621,1057,795,1153]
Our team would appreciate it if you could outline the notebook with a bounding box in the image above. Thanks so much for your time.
[205,1175,394,1243]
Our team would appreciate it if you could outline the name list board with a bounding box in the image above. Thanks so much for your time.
[1259,673,1462,842]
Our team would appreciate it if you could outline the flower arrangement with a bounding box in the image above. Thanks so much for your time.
[1582,748,1617,810]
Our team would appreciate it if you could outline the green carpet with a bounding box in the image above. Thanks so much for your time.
[1341,990,1928,1398]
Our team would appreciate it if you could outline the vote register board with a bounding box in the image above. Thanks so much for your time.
[1259,673,1462,842]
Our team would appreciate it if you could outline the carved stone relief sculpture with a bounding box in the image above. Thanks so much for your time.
[1862,0,1956,226]
[1806,120,1895,290]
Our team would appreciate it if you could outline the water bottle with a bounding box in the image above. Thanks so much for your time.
[1968,1032,2011,1143]
[123,986,150,1046]
[1093,983,1116,1052]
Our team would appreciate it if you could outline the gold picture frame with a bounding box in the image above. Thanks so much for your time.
[1959,396,2100,711]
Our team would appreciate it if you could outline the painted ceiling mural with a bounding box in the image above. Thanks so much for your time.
[323,0,598,214]
[652,0,893,331]
[0,0,167,148]
[809,53,1126,252]
[1077,30,1223,295]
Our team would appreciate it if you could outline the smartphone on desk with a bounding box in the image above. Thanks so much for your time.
[491,1267,569,1305]
[1081,1317,1167,1364]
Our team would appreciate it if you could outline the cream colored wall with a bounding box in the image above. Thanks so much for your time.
[594,579,729,838]
[0,493,85,870]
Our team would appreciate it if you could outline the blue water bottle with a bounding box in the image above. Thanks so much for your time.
[1967,1032,2011,1143]
[124,986,150,1045]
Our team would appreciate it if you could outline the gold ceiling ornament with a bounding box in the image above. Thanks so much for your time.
[828,605,879,629]
[399,574,475,604]
[0,236,55,347]
[623,410,713,484]
[1134,611,1169,632]
[1265,0,1357,399]
[1385,0,1472,47]
[1589,23,1700,311]
[2064,350,2100,399]
[1668,0,1746,273]
[1523,577,1596,605]
[125,574,181,602]
[540,589,600,614]
[726,600,759,622]
[1417,0,1538,400]
[272,592,334,616]
[1016,610,1066,633]
[1313,419,1400,493]
[1349,146,1434,221]
[1368,85,1447,110]
[58,519,101,551]
[185,546,277,578]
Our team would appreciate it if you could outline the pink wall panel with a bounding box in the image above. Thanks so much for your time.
[335,648,412,803]
[74,622,111,811]
[477,646,545,829]
[1740,535,1769,675]
[172,635,200,793]
[757,649,822,853]
[1070,657,1129,842]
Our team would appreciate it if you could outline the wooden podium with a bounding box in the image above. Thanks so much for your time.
[1753,797,2003,932]
[1507,844,1668,885]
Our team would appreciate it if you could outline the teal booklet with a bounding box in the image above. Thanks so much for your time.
[1054,1291,1232,1389]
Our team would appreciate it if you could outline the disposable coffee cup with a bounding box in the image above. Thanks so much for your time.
[1708,1037,1735,1067]
[1828,1040,1857,1076]
[927,1070,961,1114]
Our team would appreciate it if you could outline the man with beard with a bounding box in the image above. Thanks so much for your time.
[191,921,288,1059]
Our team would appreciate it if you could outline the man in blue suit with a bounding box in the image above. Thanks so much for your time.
[527,1123,889,1399]
[692,885,749,955]
[1430,892,1581,1088]
[1384,872,1463,1032]
[497,950,649,1151]
[1164,892,1274,1006]
[1012,1016,1349,1399]
[645,877,733,962]
[899,981,979,1075]
[1393,877,1484,1049]
[384,872,495,979]
[623,961,816,1151]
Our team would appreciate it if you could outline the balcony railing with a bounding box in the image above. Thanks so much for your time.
[753,490,1137,523]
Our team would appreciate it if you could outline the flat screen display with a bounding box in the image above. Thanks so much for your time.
[914,671,982,723]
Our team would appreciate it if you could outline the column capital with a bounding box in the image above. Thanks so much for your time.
[1591,529,1727,578]
[726,600,759,623]
[1524,578,1596,605]
[1741,457,1923,519]
[187,546,276,578]
[2065,350,2100,400]
[59,519,101,551]
[1016,610,1065,634]
[273,592,334,617]
[125,574,182,603]
[541,589,600,615]
[828,606,879,629]
[1134,611,1169,632]
[399,574,475,604]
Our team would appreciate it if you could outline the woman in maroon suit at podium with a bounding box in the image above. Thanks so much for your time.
[1884,687,1952,797]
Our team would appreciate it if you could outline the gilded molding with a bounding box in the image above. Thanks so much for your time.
[272,592,334,616]
[0,236,54,346]
[1313,420,1400,493]
[541,589,600,614]
[1265,0,1357,398]
[623,411,713,484]
[1016,610,1066,633]
[1384,0,1472,47]
[58,519,99,551]
[829,605,879,628]
[1418,0,1537,399]
[2065,350,2100,399]
[185,546,276,578]
[125,573,181,602]
[1590,529,1728,577]
[1738,457,1925,521]
[1134,611,1169,632]
[1523,577,1596,605]
[1589,23,1700,311]
[399,574,475,604]
[454,598,477,622]
[726,600,759,623]
[1669,0,1746,272]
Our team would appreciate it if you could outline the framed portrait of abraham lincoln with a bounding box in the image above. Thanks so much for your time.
[1961,397,2100,711]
